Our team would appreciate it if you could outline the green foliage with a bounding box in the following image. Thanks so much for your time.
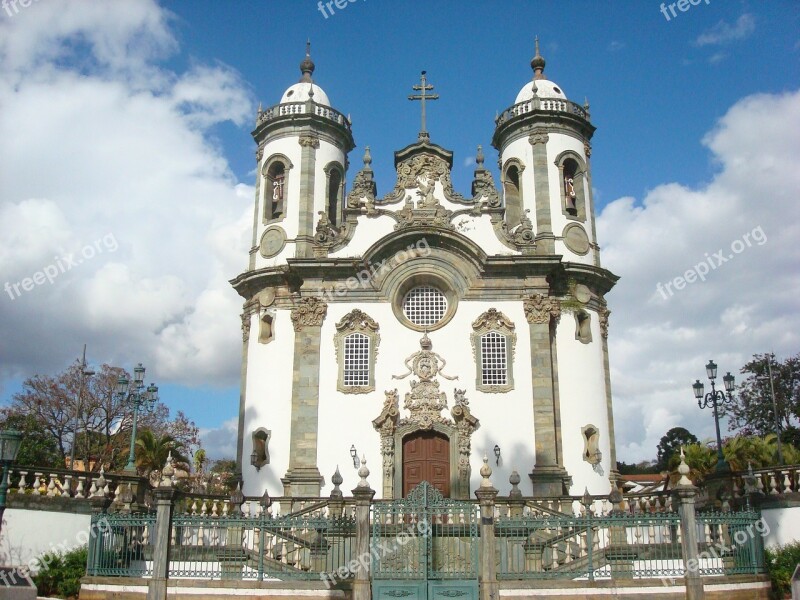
[765,542,800,599]
[33,546,87,599]
[0,411,62,469]
[616,460,659,475]
[656,427,698,471]
[135,429,190,476]
[668,442,716,482]
[724,353,800,437]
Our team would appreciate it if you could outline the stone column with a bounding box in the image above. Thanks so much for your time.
[147,481,176,600]
[673,450,706,600]
[598,307,620,488]
[524,293,570,496]
[296,134,319,258]
[475,457,499,600]
[352,458,376,600]
[529,131,554,254]
[283,297,327,497]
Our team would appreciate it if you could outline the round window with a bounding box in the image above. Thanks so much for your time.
[402,285,448,327]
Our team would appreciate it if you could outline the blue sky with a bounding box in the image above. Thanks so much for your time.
[1,0,798,464]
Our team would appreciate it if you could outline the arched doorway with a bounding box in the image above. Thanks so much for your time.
[402,431,450,497]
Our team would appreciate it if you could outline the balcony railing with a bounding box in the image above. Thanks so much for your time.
[256,101,351,132]
[495,96,589,127]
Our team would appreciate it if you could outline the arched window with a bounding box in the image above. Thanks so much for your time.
[503,162,524,228]
[334,309,380,393]
[262,155,292,223]
[325,164,344,227]
[555,152,587,221]
[471,308,516,393]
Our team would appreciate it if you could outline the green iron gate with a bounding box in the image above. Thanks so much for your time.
[371,482,479,600]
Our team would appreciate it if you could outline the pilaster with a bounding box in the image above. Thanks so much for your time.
[524,293,571,496]
[529,131,555,254]
[296,134,320,258]
[283,297,327,496]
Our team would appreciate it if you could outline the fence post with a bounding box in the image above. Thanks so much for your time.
[673,449,705,600]
[352,457,375,600]
[475,457,499,600]
[148,459,177,600]
[87,495,112,576]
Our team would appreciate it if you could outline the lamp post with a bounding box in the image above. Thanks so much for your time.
[0,430,23,536]
[757,354,784,466]
[692,360,735,472]
[116,364,159,474]
[68,344,95,471]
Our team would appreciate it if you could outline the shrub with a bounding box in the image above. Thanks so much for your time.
[33,546,87,599]
[765,541,800,599]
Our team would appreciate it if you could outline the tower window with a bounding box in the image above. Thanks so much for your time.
[402,286,447,327]
[503,162,523,228]
[326,166,343,227]
[262,156,292,223]
[481,332,508,386]
[555,152,587,222]
[471,308,516,393]
[343,333,370,387]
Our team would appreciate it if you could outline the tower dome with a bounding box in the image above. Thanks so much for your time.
[279,41,331,107]
[514,37,567,103]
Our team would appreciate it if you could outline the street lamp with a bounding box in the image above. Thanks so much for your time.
[757,354,784,466]
[0,430,23,535]
[116,363,159,473]
[69,345,95,471]
[692,359,735,472]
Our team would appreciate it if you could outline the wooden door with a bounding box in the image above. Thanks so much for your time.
[403,431,450,497]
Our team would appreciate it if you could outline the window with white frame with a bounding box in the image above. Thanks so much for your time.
[481,331,508,386]
[334,309,380,394]
[471,308,516,393]
[402,286,447,326]
[343,333,370,387]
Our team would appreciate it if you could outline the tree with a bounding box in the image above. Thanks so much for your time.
[135,430,190,478]
[0,411,61,469]
[7,359,202,471]
[656,427,699,471]
[724,353,800,437]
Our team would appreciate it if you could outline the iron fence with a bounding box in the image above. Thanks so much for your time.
[88,513,156,577]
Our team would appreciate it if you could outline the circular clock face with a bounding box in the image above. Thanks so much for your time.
[260,227,286,258]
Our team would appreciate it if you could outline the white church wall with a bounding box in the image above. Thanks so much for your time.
[329,215,396,258]
[554,311,613,495]
[451,214,517,256]
[316,299,536,498]
[241,309,296,497]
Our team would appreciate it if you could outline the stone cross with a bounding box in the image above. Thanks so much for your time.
[408,70,439,139]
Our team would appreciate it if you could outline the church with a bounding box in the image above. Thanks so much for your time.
[231,40,619,501]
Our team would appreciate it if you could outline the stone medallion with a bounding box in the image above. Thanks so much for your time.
[574,284,591,304]
[563,223,590,255]
[260,226,286,258]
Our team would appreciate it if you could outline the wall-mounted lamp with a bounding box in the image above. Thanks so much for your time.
[494,444,501,466]
[350,445,359,469]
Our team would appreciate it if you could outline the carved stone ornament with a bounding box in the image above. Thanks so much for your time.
[528,131,550,146]
[499,209,535,247]
[471,162,501,207]
[335,308,379,334]
[472,308,515,333]
[374,334,479,498]
[598,307,610,339]
[241,300,259,343]
[583,141,592,158]
[256,144,265,162]
[290,297,327,331]
[523,293,561,325]
[298,135,320,149]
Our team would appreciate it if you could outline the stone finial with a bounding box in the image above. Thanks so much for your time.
[331,466,343,498]
[480,455,493,488]
[357,456,370,488]
[509,470,521,498]
[160,451,175,488]
[363,146,372,167]
[476,145,484,168]
[581,487,593,511]
[93,468,107,498]
[676,446,693,487]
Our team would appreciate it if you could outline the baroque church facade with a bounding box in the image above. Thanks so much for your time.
[232,41,619,500]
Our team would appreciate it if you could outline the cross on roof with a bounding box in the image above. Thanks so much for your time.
[408,70,439,141]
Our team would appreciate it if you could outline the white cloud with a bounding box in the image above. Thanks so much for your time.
[200,418,239,461]
[0,1,254,385]
[695,14,756,47]
[599,89,800,462]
